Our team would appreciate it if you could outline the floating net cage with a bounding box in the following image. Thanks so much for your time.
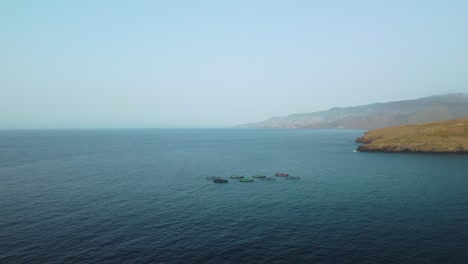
[214,179,228,183]
[275,173,289,177]
[285,176,300,180]
[252,175,266,178]
[239,178,254,182]
[261,177,277,181]
[229,175,244,179]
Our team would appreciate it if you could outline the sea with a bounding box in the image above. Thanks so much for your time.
[1,129,467,263]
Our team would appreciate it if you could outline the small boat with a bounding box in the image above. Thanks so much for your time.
[261,177,277,181]
[275,173,289,177]
[252,175,266,178]
[239,178,254,182]
[230,175,244,179]
[285,176,300,180]
[214,179,228,183]
[206,176,221,180]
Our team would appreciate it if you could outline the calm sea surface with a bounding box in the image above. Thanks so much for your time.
[1,129,467,263]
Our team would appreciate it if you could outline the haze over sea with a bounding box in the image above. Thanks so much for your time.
[1,129,467,263]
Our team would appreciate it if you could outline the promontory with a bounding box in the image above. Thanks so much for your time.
[356,118,468,153]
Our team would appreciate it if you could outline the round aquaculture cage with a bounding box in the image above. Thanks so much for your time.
[239,178,254,182]
[214,179,228,183]
[261,177,277,181]
[275,173,289,177]
[252,175,266,178]
[285,176,300,180]
[230,175,244,179]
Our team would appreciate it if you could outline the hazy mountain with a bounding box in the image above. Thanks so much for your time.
[237,93,468,130]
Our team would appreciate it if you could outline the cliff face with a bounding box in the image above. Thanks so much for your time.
[356,118,468,153]
[238,93,468,130]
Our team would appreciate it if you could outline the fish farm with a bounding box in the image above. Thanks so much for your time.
[206,173,300,183]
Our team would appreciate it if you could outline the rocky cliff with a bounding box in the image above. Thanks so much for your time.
[356,118,468,153]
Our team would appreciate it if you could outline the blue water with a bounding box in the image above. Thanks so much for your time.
[1,129,467,263]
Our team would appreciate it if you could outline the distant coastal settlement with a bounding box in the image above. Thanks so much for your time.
[355,118,468,153]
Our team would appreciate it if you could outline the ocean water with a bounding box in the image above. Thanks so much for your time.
[1,129,467,263]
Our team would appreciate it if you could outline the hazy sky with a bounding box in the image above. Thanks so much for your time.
[1,1,468,128]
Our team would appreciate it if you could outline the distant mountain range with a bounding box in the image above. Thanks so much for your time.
[237,93,468,130]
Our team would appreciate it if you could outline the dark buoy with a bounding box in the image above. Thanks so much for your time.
[275,173,289,177]
[214,179,228,183]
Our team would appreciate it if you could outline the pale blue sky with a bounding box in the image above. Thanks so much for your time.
[1,0,467,128]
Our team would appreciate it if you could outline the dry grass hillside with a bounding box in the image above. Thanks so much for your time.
[356,118,468,153]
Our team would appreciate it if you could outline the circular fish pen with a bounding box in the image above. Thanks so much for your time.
[214,179,228,183]
[252,175,266,178]
[261,177,277,181]
[239,178,254,182]
[206,176,221,180]
[229,175,244,179]
[275,173,289,177]
[285,176,300,180]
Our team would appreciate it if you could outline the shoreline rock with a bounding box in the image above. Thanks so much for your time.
[355,118,468,153]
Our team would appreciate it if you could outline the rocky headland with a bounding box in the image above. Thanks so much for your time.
[356,118,468,153]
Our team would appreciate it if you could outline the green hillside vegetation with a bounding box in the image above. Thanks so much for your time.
[356,118,468,153]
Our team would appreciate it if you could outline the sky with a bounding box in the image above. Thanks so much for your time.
[1,0,468,129]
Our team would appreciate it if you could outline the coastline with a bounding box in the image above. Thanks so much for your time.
[355,118,468,153]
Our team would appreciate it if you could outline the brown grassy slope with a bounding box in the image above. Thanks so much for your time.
[356,118,468,153]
